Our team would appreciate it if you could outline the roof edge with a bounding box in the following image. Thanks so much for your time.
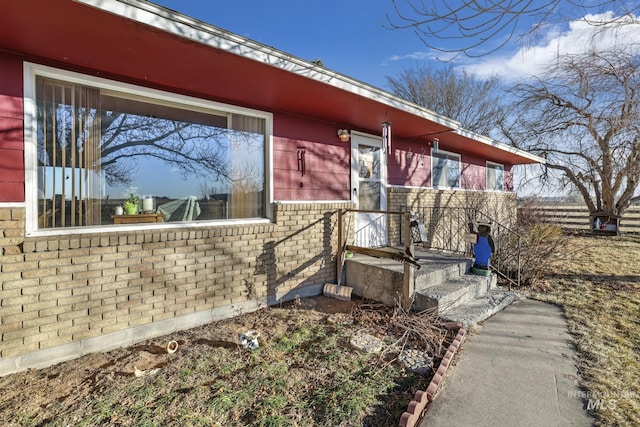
[454,128,546,165]
[74,0,460,130]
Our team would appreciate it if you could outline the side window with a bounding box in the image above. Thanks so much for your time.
[486,162,504,191]
[432,150,461,188]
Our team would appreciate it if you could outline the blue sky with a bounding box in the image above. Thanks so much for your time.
[152,1,640,89]
[152,0,459,90]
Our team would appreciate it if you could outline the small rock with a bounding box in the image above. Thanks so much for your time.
[399,349,434,375]
[349,333,383,353]
[326,313,354,325]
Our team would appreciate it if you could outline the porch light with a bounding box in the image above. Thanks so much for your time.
[337,129,351,142]
[432,137,439,153]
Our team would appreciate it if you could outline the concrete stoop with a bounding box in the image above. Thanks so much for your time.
[345,249,517,328]
[413,258,472,290]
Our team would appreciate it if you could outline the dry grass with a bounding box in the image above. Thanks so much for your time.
[522,234,640,426]
[0,298,452,427]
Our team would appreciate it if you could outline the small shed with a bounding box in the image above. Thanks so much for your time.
[590,212,620,236]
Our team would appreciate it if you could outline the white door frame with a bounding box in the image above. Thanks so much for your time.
[351,131,388,248]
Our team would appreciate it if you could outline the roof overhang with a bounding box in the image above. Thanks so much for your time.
[1,0,544,165]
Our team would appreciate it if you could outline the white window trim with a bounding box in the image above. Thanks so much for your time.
[486,161,505,191]
[430,148,461,189]
[23,62,273,236]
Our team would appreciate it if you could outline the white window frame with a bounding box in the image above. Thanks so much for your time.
[431,148,461,189]
[486,161,504,191]
[23,62,273,236]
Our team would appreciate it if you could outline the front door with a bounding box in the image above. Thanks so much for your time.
[351,132,387,248]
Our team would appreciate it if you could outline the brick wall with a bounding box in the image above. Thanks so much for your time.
[387,187,517,247]
[0,202,349,375]
[388,187,516,214]
[0,207,24,255]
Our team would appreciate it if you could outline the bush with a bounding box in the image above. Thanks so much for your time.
[492,204,575,287]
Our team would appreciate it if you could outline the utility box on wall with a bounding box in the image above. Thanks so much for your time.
[590,212,620,236]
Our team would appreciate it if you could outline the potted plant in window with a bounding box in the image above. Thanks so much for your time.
[122,187,139,215]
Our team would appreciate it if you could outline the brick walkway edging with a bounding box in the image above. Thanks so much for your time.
[399,326,467,427]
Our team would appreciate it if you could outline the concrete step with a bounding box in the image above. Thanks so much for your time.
[345,256,405,304]
[345,248,493,311]
[413,257,472,292]
[439,290,519,329]
[412,272,496,313]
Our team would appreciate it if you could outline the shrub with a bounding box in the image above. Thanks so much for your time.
[492,203,576,287]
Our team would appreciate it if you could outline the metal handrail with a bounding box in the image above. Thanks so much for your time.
[341,206,525,290]
[400,206,524,290]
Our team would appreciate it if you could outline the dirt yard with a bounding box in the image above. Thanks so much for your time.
[0,296,450,426]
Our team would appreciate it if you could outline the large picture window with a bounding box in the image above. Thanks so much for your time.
[28,68,270,231]
[431,150,461,188]
[486,162,504,191]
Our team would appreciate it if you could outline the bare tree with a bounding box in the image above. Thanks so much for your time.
[505,47,640,216]
[99,113,232,186]
[39,108,264,189]
[386,63,506,135]
[385,0,640,58]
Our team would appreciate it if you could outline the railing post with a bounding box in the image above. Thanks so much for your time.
[516,234,521,290]
[337,209,343,282]
[402,211,414,310]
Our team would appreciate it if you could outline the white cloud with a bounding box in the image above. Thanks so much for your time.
[464,12,640,81]
[384,51,436,64]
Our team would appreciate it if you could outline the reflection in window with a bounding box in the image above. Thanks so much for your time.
[432,151,460,188]
[35,76,267,229]
[486,162,504,190]
[359,181,381,210]
[358,146,380,179]
[357,145,382,210]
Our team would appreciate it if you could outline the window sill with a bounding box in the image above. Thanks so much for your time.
[111,213,164,224]
[25,217,273,238]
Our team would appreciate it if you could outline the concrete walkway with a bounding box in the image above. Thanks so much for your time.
[421,298,592,427]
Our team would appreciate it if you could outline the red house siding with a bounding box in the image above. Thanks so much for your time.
[388,140,514,191]
[388,140,432,187]
[0,52,24,202]
[462,156,487,190]
[273,113,350,201]
[0,42,518,206]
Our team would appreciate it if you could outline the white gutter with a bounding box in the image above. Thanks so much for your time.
[454,128,546,164]
[74,0,460,129]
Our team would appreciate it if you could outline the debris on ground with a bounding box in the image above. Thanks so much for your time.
[351,302,451,356]
[0,296,453,426]
[238,330,260,350]
[166,340,179,354]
